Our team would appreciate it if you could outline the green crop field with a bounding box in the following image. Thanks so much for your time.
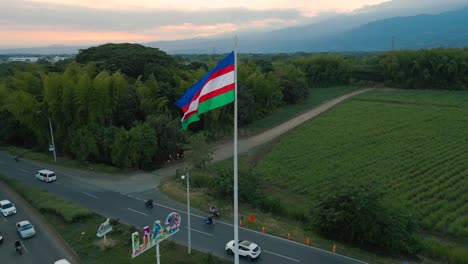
[255,89,468,238]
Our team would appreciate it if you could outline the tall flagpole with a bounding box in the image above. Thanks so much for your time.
[233,35,240,264]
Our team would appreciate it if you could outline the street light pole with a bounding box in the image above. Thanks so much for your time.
[48,117,57,163]
[182,170,191,254]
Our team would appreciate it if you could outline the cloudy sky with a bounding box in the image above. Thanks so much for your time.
[0,0,392,48]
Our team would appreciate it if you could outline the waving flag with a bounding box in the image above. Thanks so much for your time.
[176,52,235,130]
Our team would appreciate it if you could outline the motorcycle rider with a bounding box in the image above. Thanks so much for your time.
[15,240,22,255]
[205,215,213,225]
[209,205,219,216]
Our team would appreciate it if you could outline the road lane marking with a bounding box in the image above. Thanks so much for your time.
[21,241,29,254]
[1,214,7,223]
[119,192,367,264]
[81,192,99,199]
[264,250,300,262]
[127,208,148,216]
[185,227,214,237]
[18,168,29,173]
[127,194,134,198]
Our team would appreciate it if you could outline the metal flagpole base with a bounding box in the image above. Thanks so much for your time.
[156,243,160,264]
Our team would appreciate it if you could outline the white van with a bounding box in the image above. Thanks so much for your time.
[35,169,57,182]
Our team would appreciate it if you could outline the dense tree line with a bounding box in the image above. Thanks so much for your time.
[1,45,467,168]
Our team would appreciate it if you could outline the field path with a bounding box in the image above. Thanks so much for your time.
[211,87,373,162]
[11,87,373,192]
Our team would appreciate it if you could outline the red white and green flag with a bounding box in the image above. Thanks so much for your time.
[176,52,235,130]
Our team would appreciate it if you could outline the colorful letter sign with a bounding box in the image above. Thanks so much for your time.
[131,212,181,258]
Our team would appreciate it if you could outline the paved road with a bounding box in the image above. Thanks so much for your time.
[0,153,367,264]
[0,178,79,264]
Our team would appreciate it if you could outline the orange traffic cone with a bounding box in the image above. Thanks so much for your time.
[332,244,336,253]
[306,238,310,246]
[287,233,291,240]
[262,226,266,233]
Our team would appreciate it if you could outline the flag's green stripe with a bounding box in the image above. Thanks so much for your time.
[181,90,234,130]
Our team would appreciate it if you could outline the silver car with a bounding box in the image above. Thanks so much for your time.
[16,221,36,239]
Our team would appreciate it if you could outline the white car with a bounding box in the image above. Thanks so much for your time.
[35,169,57,182]
[225,240,261,260]
[54,259,72,264]
[0,199,17,216]
[16,221,36,239]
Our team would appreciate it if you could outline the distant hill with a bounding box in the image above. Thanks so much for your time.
[301,7,468,52]
[146,7,468,53]
[1,6,467,55]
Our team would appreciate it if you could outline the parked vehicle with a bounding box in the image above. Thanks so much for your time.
[16,221,36,239]
[35,169,57,182]
[0,200,17,216]
[225,240,261,261]
[0,233,3,244]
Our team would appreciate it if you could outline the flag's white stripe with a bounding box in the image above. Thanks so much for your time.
[182,71,235,120]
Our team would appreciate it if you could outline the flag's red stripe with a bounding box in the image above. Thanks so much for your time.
[181,65,234,113]
[198,83,234,104]
[182,83,235,121]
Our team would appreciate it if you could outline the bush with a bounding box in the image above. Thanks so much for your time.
[213,161,260,203]
[309,180,419,254]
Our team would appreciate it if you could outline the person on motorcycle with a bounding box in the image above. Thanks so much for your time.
[206,215,213,225]
[15,240,22,255]
[14,156,19,162]
[209,205,218,216]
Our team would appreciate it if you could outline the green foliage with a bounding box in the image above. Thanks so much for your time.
[299,55,352,87]
[274,63,309,104]
[309,181,419,254]
[146,114,186,164]
[186,132,212,171]
[213,161,260,203]
[418,237,468,264]
[378,48,468,89]
[111,123,158,169]
[70,125,99,161]
[255,89,468,238]
[75,43,176,79]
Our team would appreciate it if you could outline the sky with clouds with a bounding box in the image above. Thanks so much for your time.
[0,0,392,48]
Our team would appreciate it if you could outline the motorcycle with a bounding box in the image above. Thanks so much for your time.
[145,199,154,208]
[15,241,22,255]
[14,156,19,162]
[202,217,215,227]
[209,207,220,218]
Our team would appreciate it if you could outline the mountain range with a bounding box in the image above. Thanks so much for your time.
[1,4,467,55]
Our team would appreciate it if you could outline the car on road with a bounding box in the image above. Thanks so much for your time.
[0,199,17,216]
[225,240,261,260]
[16,220,36,239]
[35,169,57,182]
[0,232,3,244]
[54,259,72,264]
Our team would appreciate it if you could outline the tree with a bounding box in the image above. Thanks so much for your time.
[274,63,309,104]
[309,180,419,254]
[186,132,212,171]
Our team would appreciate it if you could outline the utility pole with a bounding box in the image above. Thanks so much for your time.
[48,117,57,163]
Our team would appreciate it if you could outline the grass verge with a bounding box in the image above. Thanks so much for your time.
[1,176,230,264]
[0,145,126,174]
